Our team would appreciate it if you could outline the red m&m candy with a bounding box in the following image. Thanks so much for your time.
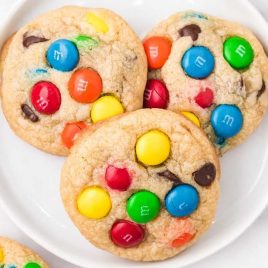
[61,122,87,149]
[68,68,102,103]
[143,36,172,69]
[110,219,145,248]
[105,165,132,191]
[194,88,214,108]
[31,81,61,114]
[143,79,169,109]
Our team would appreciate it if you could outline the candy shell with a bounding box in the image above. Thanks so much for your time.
[77,186,112,219]
[90,95,124,123]
[143,36,172,69]
[210,104,243,138]
[105,165,132,191]
[61,122,87,149]
[181,112,200,127]
[31,81,61,115]
[165,184,199,217]
[181,46,215,79]
[46,39,79,72]
[68,68,102,103]
[126,190,161,224]
[110,220,144,248]
[223,36,254,69]
[135,130,170,166]
[143,79,169,109]
[24,263,41,268]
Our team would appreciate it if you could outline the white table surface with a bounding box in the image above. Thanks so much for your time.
[1,0,268,267]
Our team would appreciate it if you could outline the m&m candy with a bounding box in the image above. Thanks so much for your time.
[143,36,172,69]
[165,184,199,217]
[171,233,194,248]
[143,79,169,109]
[24,263,41,268]
[135,130,170,166]
[105,165,132,191]
[181,112,201,127]
[194,88,214,108]
[72,35,99,49]
[77,186,111,219]
[87,13,109,33]
[68,68,102,103]
[210,104,243,138]
[61,122,87,149]
[181,46,215,79]
[46,39,79,72]
[126,190,161,224]
[110,220,144,248]
[0,247,4,262]
[31,81,61,114]
[223,36,254,69]
[183,12,208,20]
[90,95,124,123]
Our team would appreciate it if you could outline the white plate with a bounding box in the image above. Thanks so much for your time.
[1,0,268,267]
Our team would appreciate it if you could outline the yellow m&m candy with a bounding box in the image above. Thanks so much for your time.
[136,130,171,166]
[0,247,4,263]
[90,95,124,123]
[181,112,201,127]
[87,13,109,33]
[77,186,112,219]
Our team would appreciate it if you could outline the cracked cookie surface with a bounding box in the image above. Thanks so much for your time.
[143,11,268,154]
[61,109,220,261]
[1,6,147,155]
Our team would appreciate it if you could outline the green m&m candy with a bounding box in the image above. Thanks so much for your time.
[223,36,254,69]
[24,262,41,268]
[126,190,161,224]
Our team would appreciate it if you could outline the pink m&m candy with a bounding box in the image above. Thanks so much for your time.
[110,219,145,248]
[105,165,132,191]
[31,81,61,114]
[194,88,214,108]
[143,79,169,109]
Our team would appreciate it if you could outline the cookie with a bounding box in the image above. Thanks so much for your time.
[61,109,220,261]
[0,35,14,98]
[1,6,147,155]
[143,11,268,154]
[0,237,48,268]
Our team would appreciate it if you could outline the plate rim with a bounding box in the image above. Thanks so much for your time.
[1,0,268,267]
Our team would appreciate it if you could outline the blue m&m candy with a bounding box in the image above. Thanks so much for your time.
[46,39,79,72]
[181,46,215,79]
[211,104,243,138]
[165,184,199,217]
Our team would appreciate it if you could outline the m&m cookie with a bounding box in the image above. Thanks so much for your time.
[0,6,147,155]
[0,237,48,268]
[61,109,220,261]
[143,11,268,154]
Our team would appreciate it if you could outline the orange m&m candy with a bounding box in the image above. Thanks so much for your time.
[68,68,102,103]
[143,36,172,69]
[171,233,194,248]
[61,122,87,149]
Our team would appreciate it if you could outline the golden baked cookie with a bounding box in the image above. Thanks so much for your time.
[61,109,220,261]
[1,6,147,155]
[143,11,268,154]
